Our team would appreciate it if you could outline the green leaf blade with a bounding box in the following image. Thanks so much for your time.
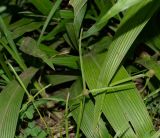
[93,0,160,130]
[69,79,111,138]
[83,53,154,137]
[83,0,144,38]
[0,67,37,138]
[20,37,55,70]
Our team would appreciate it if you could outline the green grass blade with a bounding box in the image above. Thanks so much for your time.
[93,0,160,129]
[0,17,26,70]
[65,23,79,49]
[0,17,18,54]
[83,0,144,38]
[69,79,111,138]
[0,54,13,80]
[0,69,10,83]
[94,0,112,16]
[41,21,65,41]
[0,41,23,70]
[65,93,70,138]
[37,0,62,46]
[12,22,43,39]
[51,55,79,69]
[20,37,55,70]
[28,0,52,15]
[9,18,33,30]
[0,67,37,138]
[83,53,154,137]
[1,19,42,43]
[78,29,85,89]
[45,75,78,86]
[69,0,87,36]
[75,29,85,138]
[65,0,87,50]
[99,0,160,84]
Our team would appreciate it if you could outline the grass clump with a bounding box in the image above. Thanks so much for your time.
[0,0,160,138]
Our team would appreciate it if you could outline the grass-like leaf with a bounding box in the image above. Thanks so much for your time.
[69,0,87,36]
[0,67,37,138]
[28,0,52,15]
[83,0,144,38]
[45,74,78,86]
[69,79,110,138]
[0,17,26,70]
[37,0,62,46]
[20,37,55,70]
[65,0,87,50]
[94,0,160,130]
[51,55,79,69]
[83,53,154,137]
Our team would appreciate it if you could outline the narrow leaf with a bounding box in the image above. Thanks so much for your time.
[20,37,55,70]
[94,0,160,129]
[83,53,154,137]
[83,0,144,38]
[37,0,62,46]
[0,67,37,138]
[28,0,52,15]
[69,79,110,138]
[0,16,26,70]
[69,0,87,36]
